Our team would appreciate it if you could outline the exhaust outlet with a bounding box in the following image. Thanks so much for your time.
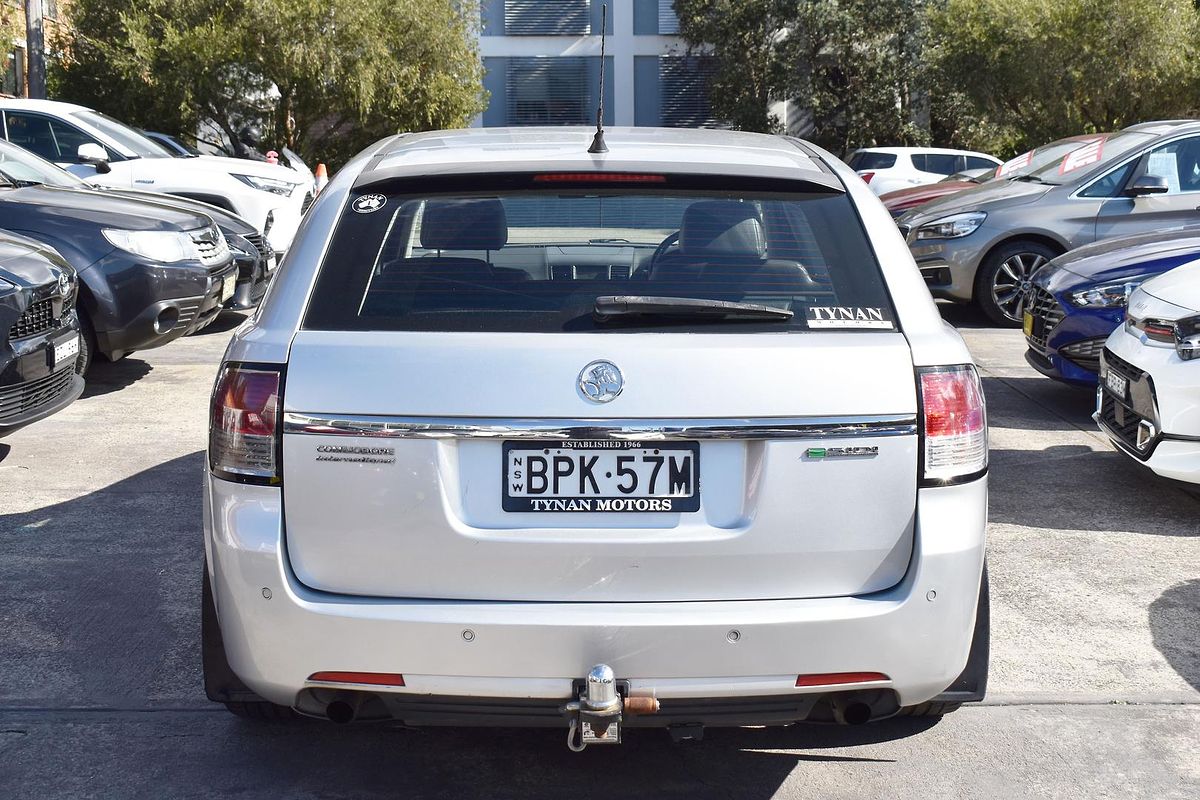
[325,692,364,724]
[832,699,872,726]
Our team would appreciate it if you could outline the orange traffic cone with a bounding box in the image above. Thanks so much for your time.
[315,163,329,194]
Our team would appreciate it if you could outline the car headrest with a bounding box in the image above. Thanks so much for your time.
[680,201,766,259]
[420,199,508,251]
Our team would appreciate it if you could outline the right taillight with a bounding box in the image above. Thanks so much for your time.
[209,364,283,484]
[918,365,987,484]
[859,171,875,184]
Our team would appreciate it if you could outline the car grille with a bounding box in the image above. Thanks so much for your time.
[242,232,273,263]
[0,365,74,421]
[1058,337,1107,371]
[9,299,56,340]
[1103,347,1147,381]
[301,192,314,214]
[176,298,204,330]
[1025,286,1064,349]
[191,227,230,267]
[1097,390,1158,457]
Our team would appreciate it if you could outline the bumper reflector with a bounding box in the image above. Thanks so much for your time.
[796,672,889,687]
[308,671,406,687]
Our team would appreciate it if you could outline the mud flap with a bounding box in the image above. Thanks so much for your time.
[933,562,990,703]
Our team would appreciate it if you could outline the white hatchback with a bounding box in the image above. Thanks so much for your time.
[1097,259,1200,483]
[203,127,990,745]
[847,147,1001,196]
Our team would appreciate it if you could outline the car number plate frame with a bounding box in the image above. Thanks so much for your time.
[502,440,700,513]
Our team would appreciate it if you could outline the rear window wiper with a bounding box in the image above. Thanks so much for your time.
[593,295,793,323]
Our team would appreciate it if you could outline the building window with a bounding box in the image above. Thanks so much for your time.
[656,0,680,34]
[659,56,722,128]
[506,57,594,125]
[44,0,59,21]
[504,0,590,35]
[3,47,25,98]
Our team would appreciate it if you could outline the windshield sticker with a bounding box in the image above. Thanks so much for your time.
[995,150,1033,178]
[1059,140,1104,175]
[806,307,894,329]
[353,194,387,213]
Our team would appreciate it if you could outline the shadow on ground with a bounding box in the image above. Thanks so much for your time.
[81,357,153,398]
[1149,580,1200,693]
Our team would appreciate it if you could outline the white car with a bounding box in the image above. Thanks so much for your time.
[202,127,990,743]
[1096,259,1200,482]
[0,99,312,255]
[847,147,1001,196]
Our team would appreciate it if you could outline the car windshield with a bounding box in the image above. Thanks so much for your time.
[72,110,171,159]
[304,177,897,334]
[1017,132,1155,185]
[0,139,87,188]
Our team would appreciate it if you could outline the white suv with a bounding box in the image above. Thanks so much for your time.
[0,100,312,255]
[203,127,989,744]
[847,147,1001,196]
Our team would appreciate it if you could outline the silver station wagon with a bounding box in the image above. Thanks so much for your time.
[202,127,989,747]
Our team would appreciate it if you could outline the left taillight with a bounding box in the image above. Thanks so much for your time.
[859,171,876,184]
[209,364,283,484]
[918,364,987,485]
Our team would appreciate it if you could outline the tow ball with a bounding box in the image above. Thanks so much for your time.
[562,664,659,752]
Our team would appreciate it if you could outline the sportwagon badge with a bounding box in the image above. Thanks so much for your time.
[578,360,623,403]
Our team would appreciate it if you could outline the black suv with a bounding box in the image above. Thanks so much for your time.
[0,139,236,372]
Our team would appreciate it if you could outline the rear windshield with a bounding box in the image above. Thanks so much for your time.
[304,176,896,334]
[848,152,897,170]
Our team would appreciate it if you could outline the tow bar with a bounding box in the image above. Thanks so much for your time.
[563,664,659,751]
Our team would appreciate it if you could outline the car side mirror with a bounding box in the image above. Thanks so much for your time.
[76,143,111,174]
[1125,174,1169,197]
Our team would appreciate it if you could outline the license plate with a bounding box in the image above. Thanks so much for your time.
[503,440,700,513]
[53,335,79,366]
[1022,312,1034,337]
[221,274,236,302]
[1105,369,1128,399]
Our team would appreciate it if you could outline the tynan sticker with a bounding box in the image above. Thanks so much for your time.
[353,194,387,213]
[995,150,1032,178]
[805,307,894,329]
[1059,140,1104,174]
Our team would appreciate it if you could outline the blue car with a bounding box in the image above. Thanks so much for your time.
[1024,227,1200,385]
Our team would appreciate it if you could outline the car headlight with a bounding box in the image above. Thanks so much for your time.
[231,173,299,196]
[102,229,200,263]
[1175,314,1200,361]
[1069,277,1153,308]
[914,212,987,240]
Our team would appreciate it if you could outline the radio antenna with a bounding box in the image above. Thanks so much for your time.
[588,3,608,154]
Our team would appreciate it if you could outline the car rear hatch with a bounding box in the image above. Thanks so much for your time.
[279,173,920,602]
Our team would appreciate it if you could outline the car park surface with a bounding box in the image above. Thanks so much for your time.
[1,308,1196,798]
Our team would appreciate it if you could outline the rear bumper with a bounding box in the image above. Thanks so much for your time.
[204,476,987,713]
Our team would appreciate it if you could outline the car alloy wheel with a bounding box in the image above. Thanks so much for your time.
[990,252,1047,322]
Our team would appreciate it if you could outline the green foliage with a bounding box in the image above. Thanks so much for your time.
[673,0,1200,158]
[51,0,486,167]
[674,0,932,153]
[929,0,1200,155]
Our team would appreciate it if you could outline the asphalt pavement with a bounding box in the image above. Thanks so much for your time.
[1,307,1197,799]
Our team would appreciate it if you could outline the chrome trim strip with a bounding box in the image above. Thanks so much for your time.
[283,413,918,441]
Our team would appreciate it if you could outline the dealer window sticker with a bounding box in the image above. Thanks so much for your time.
[1059,140,1105,175]
[805,306,895,329]
[1146,152,1180,194]
[995,150,1033,178]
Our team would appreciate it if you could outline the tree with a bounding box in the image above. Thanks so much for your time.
[51,0,487,167]
[673,0,932,153]
[929,0,1200,155]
